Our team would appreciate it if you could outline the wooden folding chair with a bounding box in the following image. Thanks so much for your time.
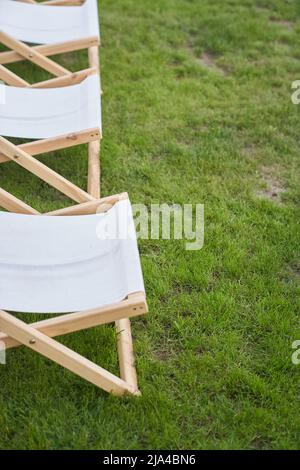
[0,0,100,88]
[0,75,102,199]
[0,0,102,195]
[0,192,148,396]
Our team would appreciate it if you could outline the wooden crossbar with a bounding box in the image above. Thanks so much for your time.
[31,67,97,88]
[25,0,84,4]
[0,137,95,204]
[47,193,128,216]
[43,0,84,4]
[0,190,127,217]
[0,31,71,78]
[0,128,101,164]
[18,1,84,5]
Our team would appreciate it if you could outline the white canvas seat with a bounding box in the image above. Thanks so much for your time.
[0,0,100,44]
[0,75,101,139]
[0,199,144,313]
[0,75,102,205]
[0,194,148,396]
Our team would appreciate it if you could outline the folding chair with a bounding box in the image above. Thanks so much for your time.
[0,0,100,88]
[0,193,148,395]
[0,75,102,201]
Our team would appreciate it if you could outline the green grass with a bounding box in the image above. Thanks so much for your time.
[0,0,300,450]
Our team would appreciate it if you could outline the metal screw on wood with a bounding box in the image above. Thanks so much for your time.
[29,338,36,345]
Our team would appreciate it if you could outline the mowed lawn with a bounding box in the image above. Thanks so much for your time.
[0,0,299,450]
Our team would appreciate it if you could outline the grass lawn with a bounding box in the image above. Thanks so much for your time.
[0,0,300,450]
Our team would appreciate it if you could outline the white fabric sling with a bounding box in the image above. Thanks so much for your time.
[0,0,100,44]
[0,75,102,139]
[0,199,145,314]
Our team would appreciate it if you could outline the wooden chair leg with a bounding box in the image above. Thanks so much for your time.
[88,45,100,74]
[0,309,139,396]
[88,139,101,198]
[116,317,139,391]
[87,45,101,198]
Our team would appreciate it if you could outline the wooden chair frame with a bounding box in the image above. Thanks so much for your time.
[0,135,101,204]
[0,1,100,89]
[0,188,148,396]
[0,0,102,195]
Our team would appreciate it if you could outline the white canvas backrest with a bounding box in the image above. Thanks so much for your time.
[0,0,100,44]
[0,74,102,139]
[0,199,145,314]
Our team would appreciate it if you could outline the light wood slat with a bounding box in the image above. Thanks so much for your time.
[43,0,83,4]
[87,45,101,198]
[46,193,128,216]
[0,129,101,164]
[0,64,29,87]
[0,31,70,77]
[0,137,94,203]
[116,315,139,389]
[0,309,138,396]
[89,45,100,75]
[0,37,100,65]
[31,67,97,88]
[0,187,39,214]
[88,139,101,198]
